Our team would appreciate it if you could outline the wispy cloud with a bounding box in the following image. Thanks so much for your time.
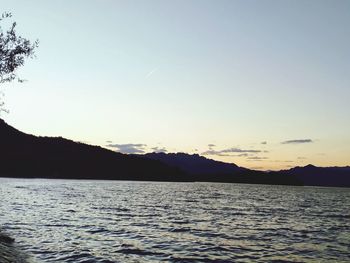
[151,146,168,153]
[281,139,313,144]
[106,143,147,154]
[201,150,230,157]
[246,156,269,161]
[202,147,261,156]
[235,153,250,157]
[221,148,261,153]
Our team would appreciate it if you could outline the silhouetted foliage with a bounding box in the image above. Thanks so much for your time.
[0,12,38,83]
[0,12,38,113]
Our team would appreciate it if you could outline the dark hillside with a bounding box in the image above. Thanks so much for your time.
[0,119,186,181]
[280,164,350,187]
[1,119,348,187]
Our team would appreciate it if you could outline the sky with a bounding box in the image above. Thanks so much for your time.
[1,0,349,170]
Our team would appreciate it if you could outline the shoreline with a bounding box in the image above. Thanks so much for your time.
[1,176,350,189]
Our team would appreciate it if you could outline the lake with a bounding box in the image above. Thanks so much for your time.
[0,178,349,262]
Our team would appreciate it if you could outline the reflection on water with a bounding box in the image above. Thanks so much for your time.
[0,178,349,262]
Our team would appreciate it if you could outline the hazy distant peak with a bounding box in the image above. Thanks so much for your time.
[143,152,243,175]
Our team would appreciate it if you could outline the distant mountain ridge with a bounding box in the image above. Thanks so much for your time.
[140,152,302,186]
[140,154,350,187]
[0,119,349,187]
[141,152,247,175]
[279,164,350,187]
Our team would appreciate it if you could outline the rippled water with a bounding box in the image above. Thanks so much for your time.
[0,178,349,262]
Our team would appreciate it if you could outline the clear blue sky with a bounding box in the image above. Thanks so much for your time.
[1,0,350,169]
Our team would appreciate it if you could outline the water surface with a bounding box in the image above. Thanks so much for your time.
[0,178,349,262]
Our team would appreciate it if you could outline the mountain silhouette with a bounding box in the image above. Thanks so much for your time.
[0,119,349,187]
[0,119,186,181]
[280,165,350,187]
[141,152,302,185]
[142,152,247,175]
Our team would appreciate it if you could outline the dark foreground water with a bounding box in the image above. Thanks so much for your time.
[0,179,349,263]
